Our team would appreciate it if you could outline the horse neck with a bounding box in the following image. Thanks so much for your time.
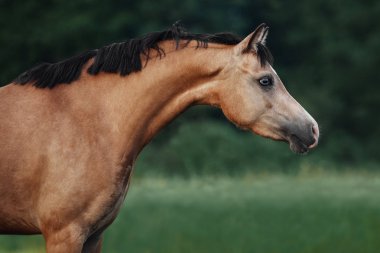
[79,43,231,162]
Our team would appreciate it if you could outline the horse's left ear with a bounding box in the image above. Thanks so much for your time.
[236,23,269,53]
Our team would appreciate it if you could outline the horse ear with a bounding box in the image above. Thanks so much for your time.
[236,23,269,53]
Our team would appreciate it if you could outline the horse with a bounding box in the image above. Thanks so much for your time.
[0,23,319,252]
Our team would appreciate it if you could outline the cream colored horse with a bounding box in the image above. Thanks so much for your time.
[0,24,318,252]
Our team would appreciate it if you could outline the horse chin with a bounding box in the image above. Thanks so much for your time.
[249,125,309,154]
[288,135,309,154]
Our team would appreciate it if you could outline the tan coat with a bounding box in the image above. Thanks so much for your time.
[0,24,318,252]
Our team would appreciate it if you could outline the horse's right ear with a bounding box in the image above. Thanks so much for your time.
[235,23,269,54]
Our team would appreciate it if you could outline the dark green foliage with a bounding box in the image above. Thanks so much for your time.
[0,0,379,173]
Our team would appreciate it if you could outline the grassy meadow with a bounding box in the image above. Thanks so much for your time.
[1,171,380,253]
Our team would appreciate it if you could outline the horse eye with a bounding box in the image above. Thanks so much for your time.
[259,76,273,87]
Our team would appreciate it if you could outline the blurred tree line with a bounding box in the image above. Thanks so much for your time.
[0,0,379,175]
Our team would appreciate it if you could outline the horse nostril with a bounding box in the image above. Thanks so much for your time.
[309,124,319,148]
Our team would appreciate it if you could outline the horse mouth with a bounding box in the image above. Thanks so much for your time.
[288,134,309,154]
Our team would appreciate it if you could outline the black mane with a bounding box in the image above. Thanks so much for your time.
[14,23,273,88]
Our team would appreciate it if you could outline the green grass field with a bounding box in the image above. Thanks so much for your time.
[1,172,380,253]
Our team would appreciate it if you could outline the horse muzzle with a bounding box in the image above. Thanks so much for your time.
[286,123,319,154]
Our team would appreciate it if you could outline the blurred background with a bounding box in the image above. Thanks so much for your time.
[0,0,379,252]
